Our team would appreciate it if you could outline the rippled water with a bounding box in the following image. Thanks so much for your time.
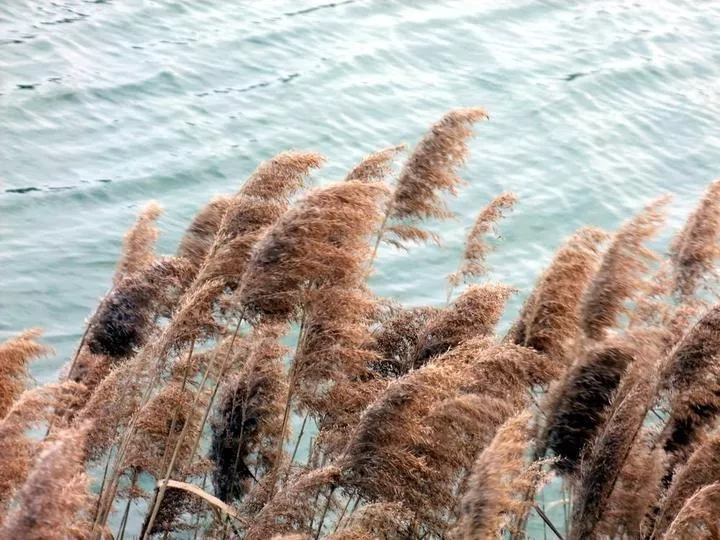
[2,0,720,536]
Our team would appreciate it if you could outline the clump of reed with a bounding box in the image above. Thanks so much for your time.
[2,111,720,540]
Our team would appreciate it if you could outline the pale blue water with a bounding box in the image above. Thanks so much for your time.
[2,0,720,537]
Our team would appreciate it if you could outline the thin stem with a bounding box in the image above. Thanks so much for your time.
[117,469,138,540]
[533,504,564,540]
[288,412,309,471]
[333,494,353,533]
[364,210,390,278]
[269,313,307,497]
[92,443,116,524]
[314,485,336,540]
[192,472,208,540]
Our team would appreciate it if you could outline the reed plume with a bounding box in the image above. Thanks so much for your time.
[0,382,84,511]
[370,305,440,378]
[449,192,517,287]
[580,197,669,340]
[210,336,287,503]
[340,339,547,532]
[125,382,206,478]
[239,180,389,322]
[570,345,661,540]
[113,201,163,285]
[344,145,405,183]
[663,483,720,540]
[87,257,194,360]
[177,196,232,269]
[595,428,667,538]
[377,108,488,250]
[329,502,413,539]
[0,330,52,418]
[651,432,720,538]
[538,335,645,475]
[512,226,607,364]
[659,303,720,475]
[246,466,342,540]
[413,283,514,367]
[670,179,720,298]
[0,424,92,539]
[452,411,542,539]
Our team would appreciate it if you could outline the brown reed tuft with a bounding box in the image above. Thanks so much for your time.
[239,180,389,322]
[596,428,667,538]
[0,382,85,511]
[670,179,720,298]
[413,283,515,367]
[329,502,413,539]
[340,339,547,532]
[538,336,641,475]
[663,482,720,540]
[659,303,720,475]
[513,226,608,364]
[0,424,92,539]
[452,411,541,539]
[113,201,163,286]
[124,382,205,478]
[580,197,669,340]
[379,108,488,249]
[87,256,194,359]
[0,329,52,418]
[449,192,517,287]
[246,465,342,540]
[570,344,661,540]
[370,304,441,378]
[177,196,232,269]
[651,432,720,538]
[293,286,382,449]
[344,145,405,183]
[392,108,487,221]
[210,336,287,502]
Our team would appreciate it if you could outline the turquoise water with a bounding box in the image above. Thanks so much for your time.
[2,0,720,536]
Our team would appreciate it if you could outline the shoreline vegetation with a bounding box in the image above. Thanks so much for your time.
[2,108,720,539]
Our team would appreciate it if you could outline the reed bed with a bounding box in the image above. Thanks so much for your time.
[2,108,720,539]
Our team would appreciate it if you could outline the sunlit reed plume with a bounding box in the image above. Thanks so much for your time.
[344,145,405,183]
[452,411,542,539]
[380,108,488,249]
[0,330,52,417]
[663,482,720,540]
[246,466,342,539]
[0,382,84,511]
[329,502,413,539]
[670,179,720,299]
[512,226,607,364]
[239,180,389,322]
[580,197,669,340]
[596,428,666,539]
[413,283,514,367]
[0,424,92,539]
[113,201,163,286]
[449,192,517,287]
